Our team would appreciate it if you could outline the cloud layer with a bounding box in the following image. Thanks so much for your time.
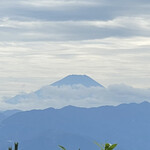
[1,0,150,42]
[1,84,150,110]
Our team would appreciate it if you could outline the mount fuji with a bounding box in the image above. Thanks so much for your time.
[51,75,104,87]
[4,75,104,107]
[4,75,150,110]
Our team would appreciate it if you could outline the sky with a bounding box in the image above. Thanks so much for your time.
[0,0,150,109]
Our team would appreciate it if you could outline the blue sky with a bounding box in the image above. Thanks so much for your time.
[0,0,150,109]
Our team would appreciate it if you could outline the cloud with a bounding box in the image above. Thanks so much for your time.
[1,0,150,42]
[1,84,150,110]
[1,0,150,22]
[1,16,150,42]
[0,0,150,106]
[20,0,99,8]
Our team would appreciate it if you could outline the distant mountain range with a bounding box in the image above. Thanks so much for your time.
[1,74,150,150]
[0,102,150,150]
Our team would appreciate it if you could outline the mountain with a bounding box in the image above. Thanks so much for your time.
[0,112,5,123]
[0,102,150,150]
[0,109,21,123]
[2,109,21,117]
[5,75,104,106]
[51,75,104,87]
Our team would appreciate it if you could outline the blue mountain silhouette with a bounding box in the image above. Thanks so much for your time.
[0,102,150,150]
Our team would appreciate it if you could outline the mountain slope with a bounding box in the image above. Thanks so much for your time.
[0,113,5,123]
[0,109,21,123]
[51,75,104,87]
[0,102,150,150]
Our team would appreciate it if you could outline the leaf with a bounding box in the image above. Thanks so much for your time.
[105,143,110,150]
[94,141,104,150]
[108,144,117,150]
[58,145,66,150]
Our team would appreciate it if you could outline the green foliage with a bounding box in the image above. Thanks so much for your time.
[95,142,117,150]
[8,141,117,150]
[59,145,80,150]
[58,145,66,150]
[14,143,18,150]
[59,142,117,150]
[8,143,18,150]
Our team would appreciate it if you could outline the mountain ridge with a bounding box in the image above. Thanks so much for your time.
[0,101,150,150]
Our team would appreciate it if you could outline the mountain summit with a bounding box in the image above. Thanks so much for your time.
[4,75,104,105]
[51,75,104,87]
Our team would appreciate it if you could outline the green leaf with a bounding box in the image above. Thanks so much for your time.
[105,143,110,150]
[58,145,66,150]
[108,144,117,150]
[94,141,104,150]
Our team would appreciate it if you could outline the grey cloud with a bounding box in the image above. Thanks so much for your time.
[1,0,150,42]
[0,0,107,21]
[1,17,150,42]
[1,0,150,22]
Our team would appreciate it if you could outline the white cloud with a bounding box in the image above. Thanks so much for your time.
[1,84,150,110]
[20,0,99,8]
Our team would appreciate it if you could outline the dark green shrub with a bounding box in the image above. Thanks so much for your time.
[8,143,18,150]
